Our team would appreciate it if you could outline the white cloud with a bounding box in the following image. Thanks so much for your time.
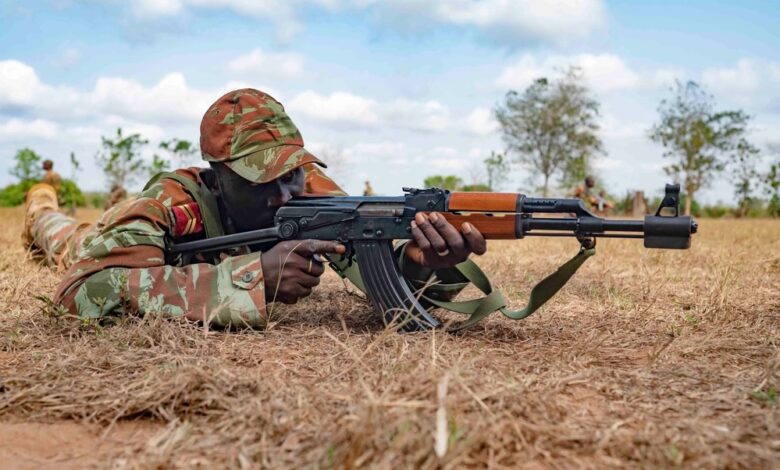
[0,61,218,125]
[497,53,646,93]
[289,90,379,125]
[429,157,469,170]
[288,90,451,131]
[433,0,605,42]
[465,107,498,135]
[600,114,646,139]
[350,142,407,157]
[345,142,411,167]
[131,0,183,17]
[593,157,623,170]
[89,73,212,124]
[382,98,450,132]
[701,58,780,111]
[227,48,304,80]
[0,60,50,106]
[119,0,604,45]
[359,0,605,44]
[0,118,60,139]
[123,0,310,42]
[702,59,762,95]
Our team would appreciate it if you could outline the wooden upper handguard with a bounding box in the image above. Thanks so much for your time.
[447,192,519,212]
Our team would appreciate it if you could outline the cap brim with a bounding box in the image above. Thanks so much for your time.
[225,145,326,183]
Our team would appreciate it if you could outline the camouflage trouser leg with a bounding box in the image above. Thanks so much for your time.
[30,210,91,270]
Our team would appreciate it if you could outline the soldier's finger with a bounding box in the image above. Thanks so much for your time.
[296,270,323,288]
[293,284,313,299]
[308,257,326,276]
[428,212,467,258]
[410,221,432,252]
[294,240,346,257]
[461,223,487,255]
[414,212,448,254]
[404,241,427,266]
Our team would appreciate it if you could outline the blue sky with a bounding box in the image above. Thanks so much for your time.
[1,0,779,202]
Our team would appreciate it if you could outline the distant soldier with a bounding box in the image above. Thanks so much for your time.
[363,180,375,196]
[572,175,613,216]
[104,184,128,210]
[41,160,61,192]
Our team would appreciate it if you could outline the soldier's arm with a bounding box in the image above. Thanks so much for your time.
[54,197,269,328]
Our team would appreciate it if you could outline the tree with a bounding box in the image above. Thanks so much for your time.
[147,154,170,178]
[766,143,780,217]
[423,175,463,191]
[649,81,755,215]
[69,152,81,179]
[730,139,761,217]
[96,128,149,191]
[494,67,603,197]
[10,148,43,182]
[460,183,492,192]
[484,151,510,191]
[158,138,198,167]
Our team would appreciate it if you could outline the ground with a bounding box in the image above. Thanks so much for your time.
[0,207,778,469]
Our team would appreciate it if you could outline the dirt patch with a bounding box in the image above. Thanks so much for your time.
[0,420,161,469]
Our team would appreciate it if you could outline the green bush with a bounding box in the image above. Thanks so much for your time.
[460,184,492,192]
[86,191,107,209]
[0,180,36,207]
[59,179,86,207]
[703,205,729,218]
[768,195,780,217]
[0,179,86,207]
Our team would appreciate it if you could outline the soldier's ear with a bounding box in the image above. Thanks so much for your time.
[201,166,221,196]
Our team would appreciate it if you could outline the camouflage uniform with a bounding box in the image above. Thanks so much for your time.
[25,89,343,328]
[26,88,466,329]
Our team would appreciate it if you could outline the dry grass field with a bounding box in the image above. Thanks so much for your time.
[0,206,778,469]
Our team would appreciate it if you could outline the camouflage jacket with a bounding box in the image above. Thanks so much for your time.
[54,165,347,328]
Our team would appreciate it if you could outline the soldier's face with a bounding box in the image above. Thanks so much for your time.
[214,164,305,232]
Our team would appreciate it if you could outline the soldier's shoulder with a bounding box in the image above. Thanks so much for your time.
[144,167,217,239]
[140,167,204,208]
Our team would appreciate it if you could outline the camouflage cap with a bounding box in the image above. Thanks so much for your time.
[200,88,325,183]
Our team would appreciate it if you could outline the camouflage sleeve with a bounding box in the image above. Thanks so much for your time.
[55,196,268,328]
[66,253,267,328]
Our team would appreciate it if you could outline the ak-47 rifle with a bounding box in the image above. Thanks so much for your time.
[171,184,697,332]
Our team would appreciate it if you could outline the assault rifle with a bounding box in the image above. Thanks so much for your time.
[171,184,697,331]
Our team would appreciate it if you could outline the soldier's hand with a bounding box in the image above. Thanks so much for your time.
[405,212,487,270]
[262,240,346,304]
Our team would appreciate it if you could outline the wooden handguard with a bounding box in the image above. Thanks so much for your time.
[436,192,520,239]
[447,192,519,212]
[440,213,517,239]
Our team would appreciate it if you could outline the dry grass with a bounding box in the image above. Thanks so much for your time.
[0,206,778,469]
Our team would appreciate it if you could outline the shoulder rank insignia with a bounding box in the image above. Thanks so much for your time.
[170,202,204,237]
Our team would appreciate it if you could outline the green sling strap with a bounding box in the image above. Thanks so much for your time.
[331,240,595,330]
[424,247,595,331]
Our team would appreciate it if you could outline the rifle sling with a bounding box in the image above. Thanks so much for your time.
[430,247,595,331]
[330,239,595,331]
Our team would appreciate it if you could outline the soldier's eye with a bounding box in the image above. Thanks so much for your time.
[280,168,300,184]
